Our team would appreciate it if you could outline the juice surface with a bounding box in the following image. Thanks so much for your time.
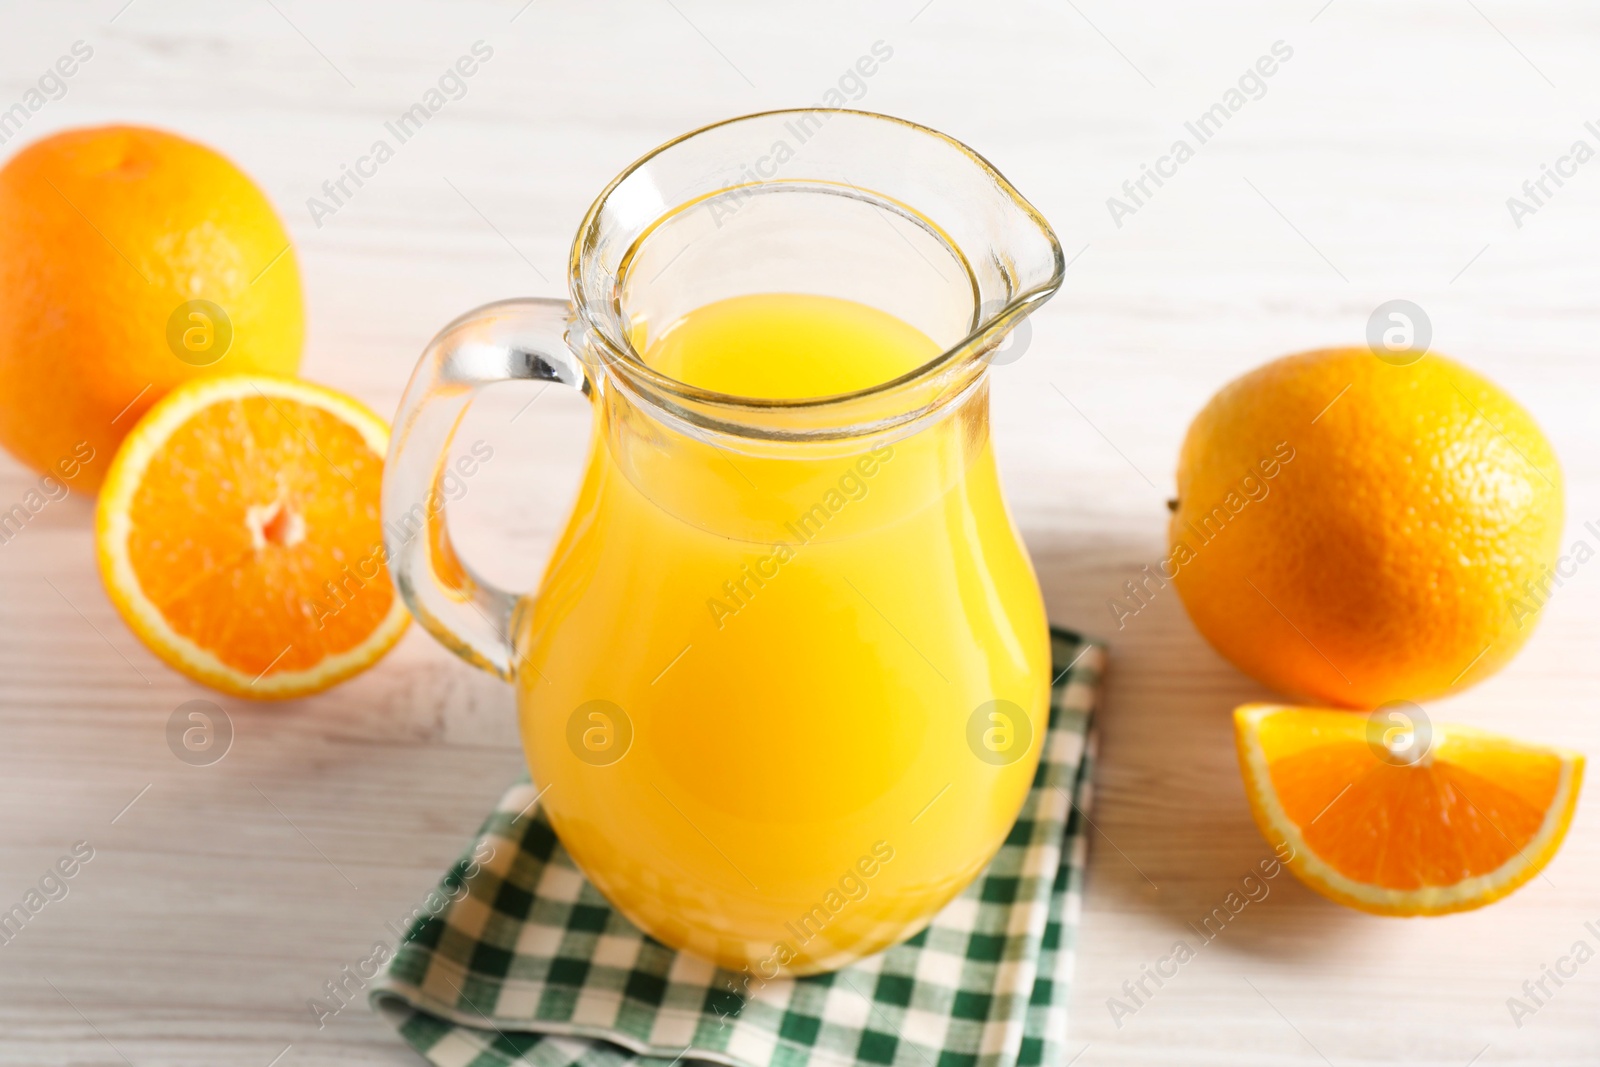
[641,292,935,398]
[516,292,1049,977]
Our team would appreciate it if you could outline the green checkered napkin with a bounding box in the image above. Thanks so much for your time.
[372,629,1103,1067]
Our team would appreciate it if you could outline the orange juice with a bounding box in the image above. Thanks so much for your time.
[515,292,1049,975]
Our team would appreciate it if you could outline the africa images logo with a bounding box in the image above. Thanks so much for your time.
[1106,40,1295,228]
[306,41,494,227]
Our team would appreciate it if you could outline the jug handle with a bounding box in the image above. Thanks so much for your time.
[382,297,586,681]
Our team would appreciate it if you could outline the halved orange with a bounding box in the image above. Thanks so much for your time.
[1235,704,1583,915]
[96,375,408,698]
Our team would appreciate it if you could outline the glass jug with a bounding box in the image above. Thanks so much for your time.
[384,110,1065,977]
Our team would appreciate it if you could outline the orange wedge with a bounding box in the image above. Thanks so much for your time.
[96,375,408,698]
[1235,704,1583,915]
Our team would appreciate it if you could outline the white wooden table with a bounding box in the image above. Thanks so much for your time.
[2,2,1597,1063]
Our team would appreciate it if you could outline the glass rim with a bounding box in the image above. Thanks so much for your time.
[567,108,1065,416]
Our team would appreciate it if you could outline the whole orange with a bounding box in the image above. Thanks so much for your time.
[0,125,302,492]
[1169,348,1563,708]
